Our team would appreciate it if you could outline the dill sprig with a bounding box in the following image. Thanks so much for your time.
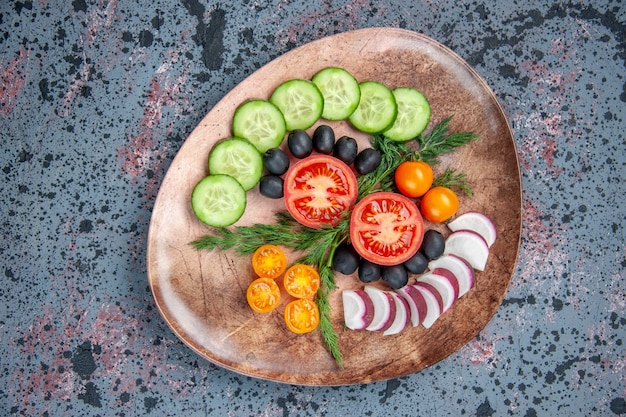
[315,264,343,367]
[415,117,479,165]
[432,167,474,196]
[190,212,333,255]
[190,116,477,368]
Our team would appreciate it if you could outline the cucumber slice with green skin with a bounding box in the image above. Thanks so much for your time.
[208,137,263,190]
[269,79,324,131]
[383,87,431,142]
[348,81,398,133]
[232,99,286,153]
[312,67,361,120]
[191,174,246,227]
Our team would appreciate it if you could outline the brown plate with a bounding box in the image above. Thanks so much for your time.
[147,28,521,386]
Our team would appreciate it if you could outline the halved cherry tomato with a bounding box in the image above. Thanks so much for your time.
[394,161,433,198]
[252,244,287,279]
[349,192,424,266]
[246,277,281,313]
[283,264,320,299]
[420,186,459,223]
[283,155,358,228]
[284,298,320,334]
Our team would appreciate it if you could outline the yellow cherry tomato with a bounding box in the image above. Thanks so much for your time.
[420,186,459,223]
[283,264,320,299]
[251,244,287,279]
[284,298,320,334]
[246,277,281,313]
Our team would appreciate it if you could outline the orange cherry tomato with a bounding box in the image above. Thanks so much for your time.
[420,186,459,223]
[283,264,320,299]
[394,161,434,198]
[252,244,287,279]
[246,277,281,313]
[284,298,320,334]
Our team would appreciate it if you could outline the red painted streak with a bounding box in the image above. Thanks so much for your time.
[117,72,188,180]
[57,62,91,117]
[457,337,499,368]
[0,48,29,117]
[9,306,75,415]
[86,0,119,47]
[56,0,121,117]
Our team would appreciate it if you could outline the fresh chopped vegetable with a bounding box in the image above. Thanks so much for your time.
[349,192,424,266]
[443,230,489,271]
[383,87,431,142]
[283,264,320,299]
[251,244,287,279]
[284,298,320,334]
[348,81,397,133]
[270,79,323,130]
[283,155,357,229]
[208,137,263,191]
[246,277,281,313]
[311,67,361,120]
[191,174,246,227]
[447,211,497,247]
[232,99,286,153]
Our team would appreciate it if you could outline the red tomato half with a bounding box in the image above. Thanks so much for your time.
[284,155,358,228]
[349,192,424,266]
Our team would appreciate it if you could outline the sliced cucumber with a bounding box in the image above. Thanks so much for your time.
[232,99,286,153]
[191,174,246,227]
[311,67,361,120]
[383,87,431,142]
[269,79,324,131]
[348,81,397,133]
[208,137,263,190]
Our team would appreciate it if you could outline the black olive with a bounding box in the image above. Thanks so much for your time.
[420,230,445,260]
[288,129,313,158]
[263,148,290,175]
[403,251,428,274]
[381,265,409,289]
[354,148,382,175]
[358,259,381,283]
[333,136,358,165]
[332,243,360,275]
[312,125,335,154]
[259,175,284,199]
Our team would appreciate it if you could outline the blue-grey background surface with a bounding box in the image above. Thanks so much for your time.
[1,1,625,416]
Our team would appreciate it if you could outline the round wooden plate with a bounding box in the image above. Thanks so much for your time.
[147,28,521,386]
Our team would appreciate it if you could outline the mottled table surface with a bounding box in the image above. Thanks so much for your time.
[1,1,624,416]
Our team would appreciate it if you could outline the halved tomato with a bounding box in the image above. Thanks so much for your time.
[251,244,287,279]
[246,277,281,313]
[284,298,320,334]
[283,155,358,228]
[349,192,424,266]
[283,264,320,299]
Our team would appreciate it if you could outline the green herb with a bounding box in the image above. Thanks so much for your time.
[432,167,474,196]
[415,117,479,165]
[190,116,477,368]
[315,264,342,366]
